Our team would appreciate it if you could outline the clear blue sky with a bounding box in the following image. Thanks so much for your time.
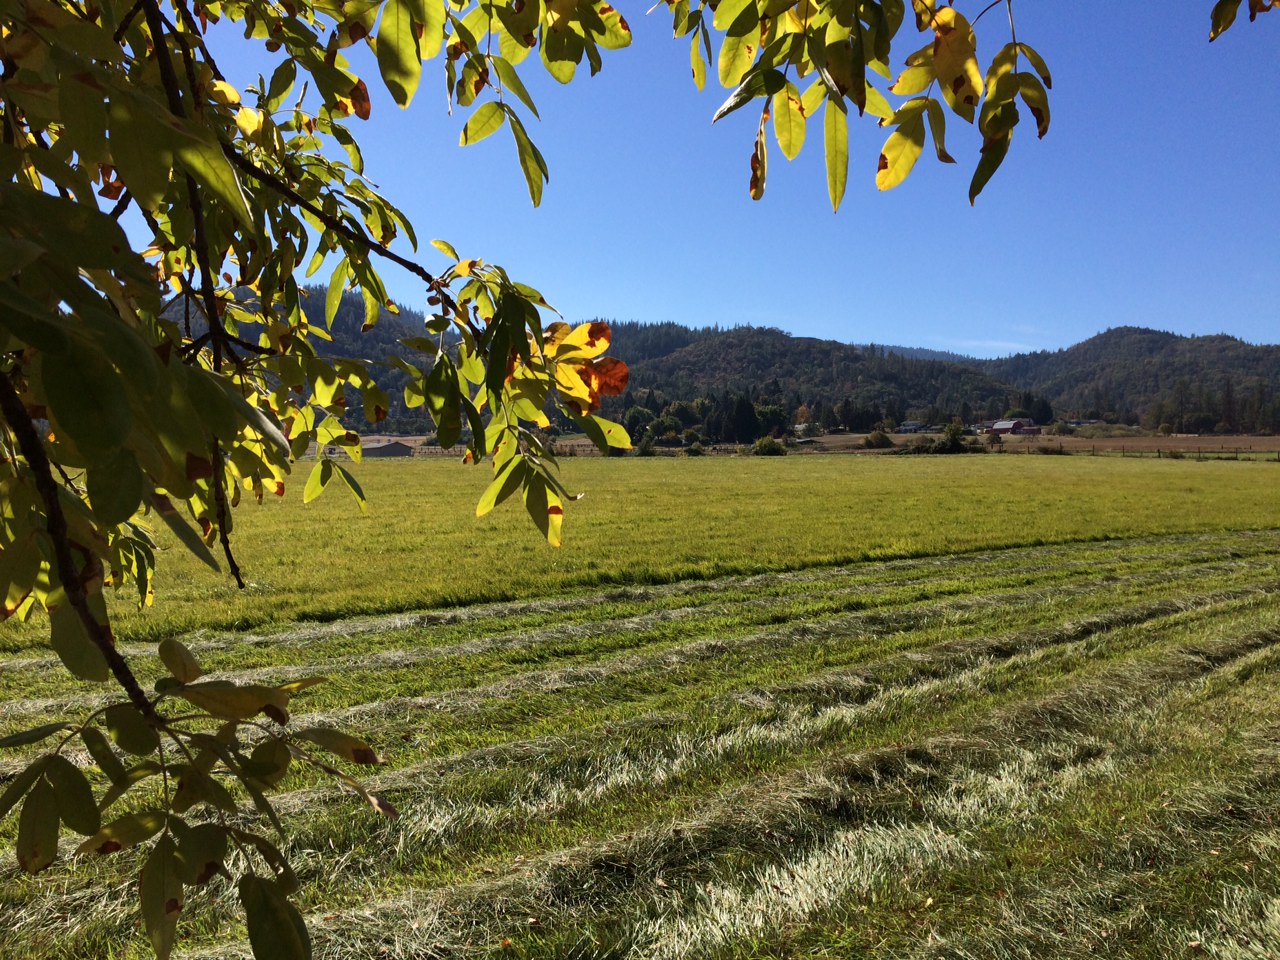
[226,5,1280,358]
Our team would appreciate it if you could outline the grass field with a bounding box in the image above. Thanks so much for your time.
[4,456,1280,958]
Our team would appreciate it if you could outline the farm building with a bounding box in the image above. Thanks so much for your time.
[987,419,1041,436]
[362,440,415,458]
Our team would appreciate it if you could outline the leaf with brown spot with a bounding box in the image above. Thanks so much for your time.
[876,103,927,191]
[178,680,290,721]
[349,79,372,120]
[930,8,981,123]
[749,122,767,200]
[17,776,59,873]
[76,809,166,856]
[1016,71,1050,138]
[294,727,384,765]
[141,835,184,960]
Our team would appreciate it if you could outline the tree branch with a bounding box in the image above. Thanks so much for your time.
[222,147,448,295]
[0,370,155,718]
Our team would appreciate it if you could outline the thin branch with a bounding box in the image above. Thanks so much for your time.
[211,440,244,588]
[114,0,145,42]
[0,370,155,718]
[107,190,133,220]
[222,147,448,296]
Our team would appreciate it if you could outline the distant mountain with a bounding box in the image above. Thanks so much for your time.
[974,326,1280,430]
[608,321,1021,421]
[607,321,1280,433]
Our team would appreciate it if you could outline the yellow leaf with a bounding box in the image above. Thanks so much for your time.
[930,8,981,123]
[876,109,926,191]
[210,81,241,106]
[235,107,263,139]
[178,681,290,722]
[546,320,612,360]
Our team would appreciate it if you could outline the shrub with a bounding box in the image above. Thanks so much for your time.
[752,436,787,456]
[864,430,894,449]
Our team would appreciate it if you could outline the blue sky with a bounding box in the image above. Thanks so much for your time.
[227,5,1280,357]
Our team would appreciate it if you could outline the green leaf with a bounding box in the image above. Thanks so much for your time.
[44,755,100,836]
[172,763,238,814]
[713,68,786,124]
[107,100,171,209]
[239,875,311,960]
[430,239,459,260]
[507,110,548,207]
[98,760,163,814]
[41,341,131,460]
[0,756,49,821]
[174,822,229,886]
[294,727,383,764]
[303,459,334,504]
[86,449,146,526]
[772,81,805,161]
[325,258,348,328]
[158,638,204,684]
[265,58,297,113]
[0,723,72,749]
[80,727,126,784]
[150,494,220,572]
[691,31,707,91]
[377,0,422,106]
[178,681,290,722]
[50,599,110,683]
[477,454,528,517]
[140,835,184,960]
[824,98,849,212]
[572,413,630,451]
[416,0,445,60]
[491,57,539,117]
[171,123,253,227]
[59,74,109,163]
[970,128,1013,205]
[1016,71,1050,139]
[76,808,166,856]
[712,0,754,32]
[719,23,761,89]
[17,776,60,873]
[863,82,894,120]
[923,98,956,162]
[333,463,367,512]
[0,280,70,354]
[460,102,506,146]
[105,703,160,756]
[1017,42,1052,88]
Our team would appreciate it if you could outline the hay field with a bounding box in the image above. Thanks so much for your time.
[3,456,1280,958]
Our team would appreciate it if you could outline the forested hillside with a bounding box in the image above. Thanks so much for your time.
[281,303,1280,442]
[606,323,1029,430]
[977,327,1280,432]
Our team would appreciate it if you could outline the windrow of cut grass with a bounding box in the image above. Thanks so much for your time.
[4,522,1280,958]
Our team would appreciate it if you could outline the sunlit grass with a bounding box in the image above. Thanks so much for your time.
[3,457,1280,958]
[3,454,1276,650]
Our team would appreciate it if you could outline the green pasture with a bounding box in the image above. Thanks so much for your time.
[4,454,1280,958]
[5,453,1278,651]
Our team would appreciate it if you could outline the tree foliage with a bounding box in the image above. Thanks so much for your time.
[0,1,1267,957]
